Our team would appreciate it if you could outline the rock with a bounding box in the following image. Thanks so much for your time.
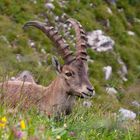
[118,8,124,13]
[103,66,112,80]
[28,39,36,48]
[15,71,36,84]
[89,3,93,7]
[127,31,135,36]
[44,3,55,10]
[106,7,112,14]
[118,108,136,120]
[117,56,128,81]
[62,23,67,29]
[61,13,68,21]
[132,101,140,108]
[83,101,92,108]
[87,30,115,52]
[41,48,46,54]
[106,87,118,95]
[55,16,59,22]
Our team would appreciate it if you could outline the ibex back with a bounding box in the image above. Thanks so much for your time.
[0,18,95,116]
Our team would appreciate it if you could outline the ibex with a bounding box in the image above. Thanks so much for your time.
[0,18,95,116]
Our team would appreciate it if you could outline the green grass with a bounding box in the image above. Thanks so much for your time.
[0,101,139,140]
[0,0,140,139]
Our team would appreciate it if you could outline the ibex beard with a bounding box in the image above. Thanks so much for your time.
[0,18,95,117]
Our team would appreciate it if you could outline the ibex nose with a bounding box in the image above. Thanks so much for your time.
[87,87,96,97]
[87,87,94,93]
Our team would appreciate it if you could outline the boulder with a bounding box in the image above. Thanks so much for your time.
[87,30,115,52]
[118,108,136,120]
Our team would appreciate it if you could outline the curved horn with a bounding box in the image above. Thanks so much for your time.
[23,21,75,64]
[66,18,87,61]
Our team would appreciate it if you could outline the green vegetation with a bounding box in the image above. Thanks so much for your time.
[0,0,140,139]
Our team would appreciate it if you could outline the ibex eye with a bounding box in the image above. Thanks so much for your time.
[65,72,72,77]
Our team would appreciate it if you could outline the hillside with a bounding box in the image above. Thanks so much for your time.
[0,0,140,139]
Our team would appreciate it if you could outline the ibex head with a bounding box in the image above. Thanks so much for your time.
[52,56,95,98]
[23,18,95,98]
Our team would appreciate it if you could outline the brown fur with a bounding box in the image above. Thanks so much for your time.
[0,76,75,116]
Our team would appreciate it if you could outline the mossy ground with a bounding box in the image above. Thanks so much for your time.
[0,0,140,139]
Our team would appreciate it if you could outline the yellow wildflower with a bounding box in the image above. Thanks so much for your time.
[0,122,6,128]
[0,116,7,128]
[1,116,7,123]
[20,120,26,130]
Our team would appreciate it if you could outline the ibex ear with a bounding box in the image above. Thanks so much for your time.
[52,56,62,74]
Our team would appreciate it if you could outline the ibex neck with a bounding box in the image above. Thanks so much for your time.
[45,76,69,94]
[41,76,75,115]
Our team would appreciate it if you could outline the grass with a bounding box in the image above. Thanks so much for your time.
[0,101,139,140]
[0,0,140,139]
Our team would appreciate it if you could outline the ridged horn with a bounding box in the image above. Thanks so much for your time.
[66,18,87,61]
[23,21,75,64]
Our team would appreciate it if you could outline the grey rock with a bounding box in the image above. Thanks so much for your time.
[28,39,36,48]
[106,87,118,95]
[15,71,36,84]
[117,56,128,81]
[103,66,112,80]
[87,30,115,52]
[118,108,136,120]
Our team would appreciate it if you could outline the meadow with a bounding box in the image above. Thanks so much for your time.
[0,0,140,139]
